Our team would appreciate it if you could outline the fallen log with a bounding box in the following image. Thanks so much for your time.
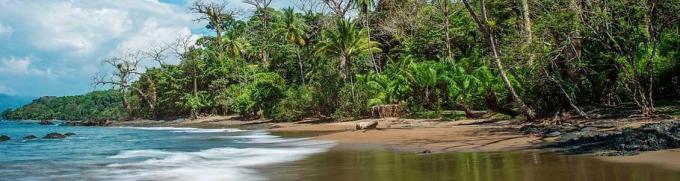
[356,120,378,130]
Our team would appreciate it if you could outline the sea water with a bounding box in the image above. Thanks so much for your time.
[0,120,334,181]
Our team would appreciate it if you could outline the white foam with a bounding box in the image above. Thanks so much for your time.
[98,131,335,181]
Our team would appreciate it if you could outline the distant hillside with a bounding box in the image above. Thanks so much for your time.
[1,90,126,121]
[0,94,34,111]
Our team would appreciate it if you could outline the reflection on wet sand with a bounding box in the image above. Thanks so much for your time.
[262,148,680,181]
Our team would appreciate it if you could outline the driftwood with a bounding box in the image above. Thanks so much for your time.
[356,120,378,130]
[371,104,401,118]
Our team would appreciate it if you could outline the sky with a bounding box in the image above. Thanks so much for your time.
[0,0,294,96]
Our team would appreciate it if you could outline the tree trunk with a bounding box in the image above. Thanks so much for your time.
[484,89,519,118]
[443,0,453,62]
[521,0,534,66]
[120,89,131,119]
[365,13,380,73]
[295,45,305,85]
[215,26,223,59]
[462,0,537,121]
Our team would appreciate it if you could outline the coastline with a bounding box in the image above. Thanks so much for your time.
[102,116,680,171]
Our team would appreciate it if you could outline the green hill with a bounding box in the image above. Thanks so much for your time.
[1,90,126,121]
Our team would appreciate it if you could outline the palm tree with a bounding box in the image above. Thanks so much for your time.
[316,18,381,103]
[315,19,381,80]
[352,0,379,73]
[222,30,248,59]
[278,7,308,85]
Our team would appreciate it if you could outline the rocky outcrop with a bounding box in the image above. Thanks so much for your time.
[39,120,54,125]
[23,135,37,139]
[64,120,111,126]
[43,133,66,139]
[64,132,76,136]
[356,120,378,130]
[0,135,10,142]
[546,120,680,156]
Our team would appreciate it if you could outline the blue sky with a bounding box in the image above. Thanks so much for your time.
[0,0,294,96]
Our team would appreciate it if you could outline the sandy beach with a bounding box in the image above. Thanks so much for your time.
[108,116,680,171]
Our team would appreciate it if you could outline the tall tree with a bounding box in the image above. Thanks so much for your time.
[316,19,381,101]
[353,0,381,73]
[316,19,381,80]
[461,0,537,120]
[521,0,534,66]
[244,0,273,64]
[436,0,454,62]
[190,0,240,58]
[279,7,308,85]
[93,51,144,119]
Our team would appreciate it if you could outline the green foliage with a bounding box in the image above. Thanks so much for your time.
[274,86,314,121]
[3,90,126,121]
[17,1,676,121]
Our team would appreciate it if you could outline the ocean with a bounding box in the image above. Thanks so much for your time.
[0,120,334,181]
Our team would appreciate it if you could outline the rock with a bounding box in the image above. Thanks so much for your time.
[356,120,378,130]
[64,120,111,126]
[0,135,10,142]
[38,120,54,125]
[551,120,680,155]
[43,133,66,139]
[418,149,432,154]
[23,135,37,139]
[64,132,76,136]
[546,131,562,137]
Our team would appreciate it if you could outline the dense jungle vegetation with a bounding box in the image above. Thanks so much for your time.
[3,0,679,122]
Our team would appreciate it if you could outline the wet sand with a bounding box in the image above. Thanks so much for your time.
[260,148,680,181]
[270,118,542,153]
[111,116,680,171]
[599,149,680,170]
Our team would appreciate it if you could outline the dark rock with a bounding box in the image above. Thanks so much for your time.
[64,132,76,136]
[546,131,562,137]
[418,149,432,154]
[23,135,37,139]
[0,135,10,142]
[43,133,66,139]
[550,120,680,155]
[64,120,111,126]
[520,124,562,137]
[520,125,543,135]
[39,120,54,125]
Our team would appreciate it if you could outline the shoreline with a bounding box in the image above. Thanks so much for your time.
[88,116,680,171]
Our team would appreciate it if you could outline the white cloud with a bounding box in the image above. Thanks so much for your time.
[0,56,53,78]
[0,0,196,56]
[0,0,201,95]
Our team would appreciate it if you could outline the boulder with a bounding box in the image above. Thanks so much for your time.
[23,135,37,139]
[43,133,66,139]
[0,135,10,142]
[39,120,54,125]
[64,132,76,136]
[356,120,378,130]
